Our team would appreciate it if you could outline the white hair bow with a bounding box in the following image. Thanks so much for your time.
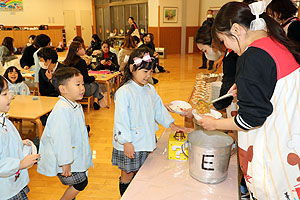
[133,52,153,66]
[249,1,266,31]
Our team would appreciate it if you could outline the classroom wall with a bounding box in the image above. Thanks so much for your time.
[186,0,200,27]
[0,0,92,26]
[148,0,159,27]
[199,0,242,24]
[148,0,235,54]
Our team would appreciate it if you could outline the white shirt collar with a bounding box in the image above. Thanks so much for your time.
[129,80,150,90]
[0,112,7,128]
[59,96,81,110]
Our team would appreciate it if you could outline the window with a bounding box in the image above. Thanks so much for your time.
[95,0,148,41]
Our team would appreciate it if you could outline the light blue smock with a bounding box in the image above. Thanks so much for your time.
[0,113,29,200]
[113,80,174,152]
[37,96,93,177]
[8,81,30,95]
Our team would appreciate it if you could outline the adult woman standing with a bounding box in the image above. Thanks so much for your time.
[126,17,140,38]
[198,1,300,199]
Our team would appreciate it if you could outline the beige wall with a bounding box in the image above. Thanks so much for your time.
[199,0,242,24]
[0,0,92,26]
[148,0,159,27]
[159,0,183,27]
[62,0,93,25]
[149,0,237,28]
[147,0,239,54]
[186,0,200,26]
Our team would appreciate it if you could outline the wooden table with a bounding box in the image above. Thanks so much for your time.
[8,95,58,138]
[21,70,35,80]
[122,128,239,200]
[90,71,121,108]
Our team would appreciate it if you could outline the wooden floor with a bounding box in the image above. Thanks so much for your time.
[24,53,221,200]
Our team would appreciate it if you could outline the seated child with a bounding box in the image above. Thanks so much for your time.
[37,67,93,200]
[0,75,40,199]
[4,66,30,95]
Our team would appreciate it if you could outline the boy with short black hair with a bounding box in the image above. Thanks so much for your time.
[37,67,93,200]
[37,47,65,97]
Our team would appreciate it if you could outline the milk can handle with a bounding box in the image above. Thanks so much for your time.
[181,141,188,158]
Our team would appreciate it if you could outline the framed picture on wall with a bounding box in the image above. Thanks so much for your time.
[163,7,178,23]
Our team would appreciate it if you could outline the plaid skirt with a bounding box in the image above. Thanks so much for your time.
[57,172,87,186]
[8,186,29,200]
[112,148,150,173]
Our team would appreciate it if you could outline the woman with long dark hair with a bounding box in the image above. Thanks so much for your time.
[126,17,140,38]
[0,37,17,66]
[197,1,300,199]
[87,34,102,52]
[267,0,300,43]
[64,41,107,109]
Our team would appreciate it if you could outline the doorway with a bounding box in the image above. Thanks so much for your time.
[63,10,77,44]
[80,10,93,47]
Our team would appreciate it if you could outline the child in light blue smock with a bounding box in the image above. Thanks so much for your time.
[112,47,187,196]
[4,66,30,95]
[37,67,93,200]
[0,75,40,200]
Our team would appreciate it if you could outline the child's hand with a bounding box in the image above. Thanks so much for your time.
[197,115,217,131]
[20,154,40,169]
[124,142,135,159]
[169,123,193,133]
[22,139,31,146]
[62,164,71,177]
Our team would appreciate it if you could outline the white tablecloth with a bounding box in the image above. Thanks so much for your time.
[122,128,239,200]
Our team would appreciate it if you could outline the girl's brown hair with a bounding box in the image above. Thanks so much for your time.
[63,41,83,67]
[121,35,136,49]
[2,37,14,54]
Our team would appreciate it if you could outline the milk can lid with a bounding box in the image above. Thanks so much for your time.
[187,130,234,148]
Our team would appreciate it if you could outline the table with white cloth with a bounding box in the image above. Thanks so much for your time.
[121,128,239,200]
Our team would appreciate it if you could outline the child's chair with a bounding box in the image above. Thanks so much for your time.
[25,81,39,96]
[78,96,93,113]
